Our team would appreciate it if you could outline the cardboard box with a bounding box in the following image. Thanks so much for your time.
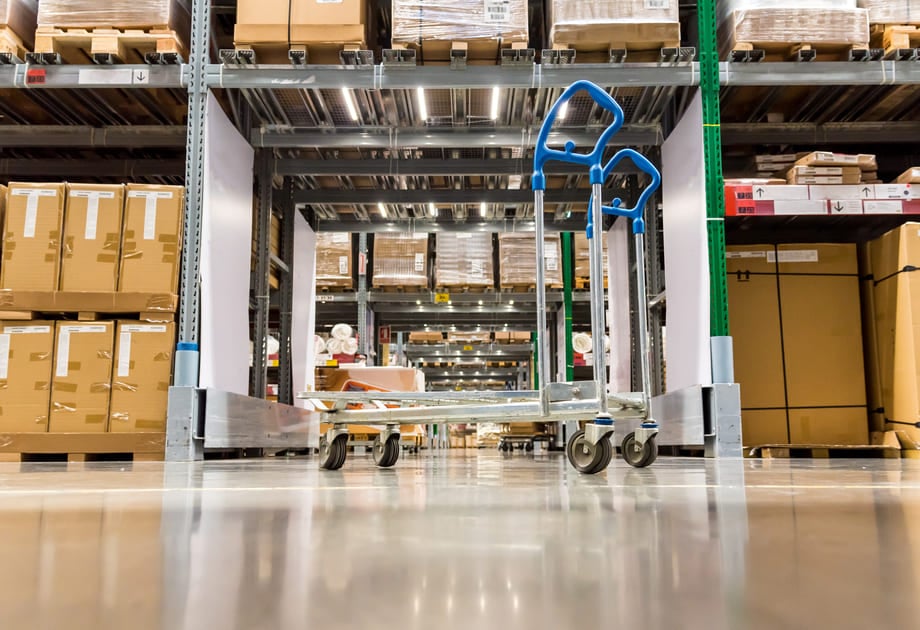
[372,233,429,288]
[796,151,877,171]
[499,233,563,288]
[866,223,920,443]
[435,233,494,289]
[873,184,915,200]
[0,0,38,49]
[109,321,174,433]
[316,232,353,289]
[0,321,54,432]
[897,167,920,184]
[118,184,184,294]
[727,244,868,445]
[60,184,125,292]
[1,183,65,291]
[574,232,609,280]
[49,321,114,433]
[787,166,862,185]
[408,331,444,343]
[235,0,367,44]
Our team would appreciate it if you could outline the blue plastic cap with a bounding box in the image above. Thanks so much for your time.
[176,342,199,352]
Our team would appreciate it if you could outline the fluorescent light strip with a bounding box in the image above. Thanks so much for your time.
[429,202,437,217]
[341,88,359,121]
[417,87,428,121]
[490,86,500,120]
[377,202,387,218]
[480,202,487,217]
[558,101,569,120]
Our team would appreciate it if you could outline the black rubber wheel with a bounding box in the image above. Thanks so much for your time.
[566,429,613,474]
[372,435,391,467]
[320,434,348,470]
[525,442,534,452]
[621,432,658,468]
[377,435,400,468]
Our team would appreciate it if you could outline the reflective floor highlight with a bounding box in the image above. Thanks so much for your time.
[1,451,919,629]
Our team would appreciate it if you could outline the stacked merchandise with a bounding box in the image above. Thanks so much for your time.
[574,232,608,288]
[858,1,920,24]
[494,330,532,343]
[787,152,878,185]
[315,323,359,366]
[372,233,429,289]
[547,0,680,56]
[0,0,38,50]
[434,233,493,290]
[572,331,610,367]
[498,234,563,289]
[754,154,796,179]
[0,183,183,435]
[727,244,868,446]
[391,0,528,62]
[316,232,353,290]
[447,331,491,344]
[717,1,870,52]
[897,167,920,184]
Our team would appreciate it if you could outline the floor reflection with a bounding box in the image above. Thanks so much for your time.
[0,454,918,629]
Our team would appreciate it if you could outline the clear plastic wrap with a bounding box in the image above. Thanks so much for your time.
[434,233,494,289]
[549,0,679,47]
[859,1,920,24]
[316,233,353,289]
[0,1,38,48]
[574,232,608,281]
[36,0,189,30]
[392,0,528,44]
[498,234,563,288]
[372,234,429,288]
[718,1,869,45]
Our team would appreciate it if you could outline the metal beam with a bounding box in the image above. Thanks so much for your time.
[722,121,920,145]
[275,158,642,177]
[253,125,663,149]
[313,219,591,233]
[0,158,185,177]
[720,61,920,86]
[296,189,606,205]
[0,125,186,147]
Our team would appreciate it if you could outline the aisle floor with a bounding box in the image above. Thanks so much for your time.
[0,451,919,629]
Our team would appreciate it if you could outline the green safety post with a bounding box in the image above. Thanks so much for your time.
[562,232,575,381]
[699,0,730,337]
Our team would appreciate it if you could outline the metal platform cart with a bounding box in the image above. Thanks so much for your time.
[301,80,662,474]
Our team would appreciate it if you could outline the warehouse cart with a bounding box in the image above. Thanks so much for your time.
[301,80,662,474]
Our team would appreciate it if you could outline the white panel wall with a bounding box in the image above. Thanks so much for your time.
[662,92,712,390]
[292,214,317,404]
[199,93,254,394]
[607,221,632,393]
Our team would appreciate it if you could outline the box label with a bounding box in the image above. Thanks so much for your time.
[3,325,51,334]
[726,251,768,259]
[12,188,57,238]
[331,233,348,243]
[0,333,10,380]
[121,325,167,333]
[117,331,132,377]
[338,256,348,275]
[753,185,809,201]
[874,184,914,200]
[645,0,669,8]
[864,200,903,215]
[545,254,558,271]
[414,253,425,272]
[808,185,862,201]
[71,190,116,240]
[128,190,174,240]
[484,0,511,23]
[471,260,484,278]
[773,200,827,215]
[829,200,863,215]
[56,329,71,377]
[768,250,819,264]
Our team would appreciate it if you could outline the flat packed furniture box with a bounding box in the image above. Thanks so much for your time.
[574,232,608,284]
[435,233,494,289]
[60,184,125,292]
[118,184,184,294]
[727,243,868,446]
[0,321,55,432]
[109,321,175,433]
[49,321,115,433]
[498,233,563,288]
[372,233,429,289]
[548,0,680,51]
[235,0,367,46]
[316,232,353,289]
[1,183,66,292]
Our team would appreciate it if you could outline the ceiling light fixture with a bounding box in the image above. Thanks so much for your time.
[480,202,487,217]
[417,87,428,121]
[558,100,569,121]
[341,88,359,121]
[490,86,500,120]
[377,202,387,218]
[429,202,437,218]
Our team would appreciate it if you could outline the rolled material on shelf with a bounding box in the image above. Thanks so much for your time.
[331,323,354,340]
[435,233,494,289]
[391,0,528,44]
[326,338,345,355]
[316,233,353,289]
[858,1,920,24]
[0,0,38,48]
[36,0,190,29]
[572,332,592,355]
[498,234,563,288]
[372,234,429,288]
[718,1,869,46]
[342,337,358,355]
[549,0,679,46]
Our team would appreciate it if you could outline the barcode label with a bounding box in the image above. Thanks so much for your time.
[484,0,511,24]
[645,0,670,9]
[414,253,425,272]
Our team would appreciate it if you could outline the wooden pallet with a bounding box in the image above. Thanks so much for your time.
[434,285,495,294]
[548,21,684,64]
[724,40,874,62]
[318,284,355,293]
[32,26,185,64]
[0,432,165,463]
[574,277,609,291]
[0,291,178,322]
[500,284,564,292]
[0,26,28,63]
[227,42,371,66]
[388,39,531,66]
[871,24,920,60]
[372,285,429,293]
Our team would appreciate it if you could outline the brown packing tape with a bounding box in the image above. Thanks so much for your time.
[4,241,14,250]
[159,235,179,244]
[157,382,170,391]
[2,252,12,261]
[35,381,49,391]
[137,419,165,430]
[49,231,60,239]
[147,295,174,309]
[63,237,74,255]
[68,361,81,371]
[30,352,50,361]
[43,254,55,263]
[122,250,141,259]
[0,382,6,390]
[162,244,178,254]
[96,254,118,263]
[124,230,136,238]
[85,414,105,424]
[104,233,120,248]
[110,412,129,421]
[55,382,78,393]
[90,383,111,393]
[52,401,76,412]
[99,350,112,359]
[163,255,177,264]
[154,352,171,361]
[112,381,138,392]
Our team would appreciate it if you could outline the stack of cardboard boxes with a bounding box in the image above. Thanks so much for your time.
[372,233,429,289]
[316,232,354,290]
[0,182,183,435]
[498,234,563,289]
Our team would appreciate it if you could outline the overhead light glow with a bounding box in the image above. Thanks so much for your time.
[559,100,569,121]
[490,86,500,120]
[480,202,487,217]
[417,87,428,121]
[341,88,359,121]
[429,202,437,218]
[377,202,387,218]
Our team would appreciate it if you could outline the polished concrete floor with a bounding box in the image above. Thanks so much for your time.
[1,451,919,629]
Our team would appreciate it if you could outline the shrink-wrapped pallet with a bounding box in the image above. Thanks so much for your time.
[372,233,429,289]
[0,0,37,49]
[435,233,494,289]
[574,232,609,282]
[718,1,869,48]
[859,1,920,24]
[548,0,680,48]
[37,0,190,29]
[316,233,353,289]
[392,0,528,51]
[498,234,562,289]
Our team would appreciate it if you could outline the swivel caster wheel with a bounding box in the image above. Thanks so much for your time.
[621,431,658,468]
[373,435,401,468]
[525,442,534,453]
[566,429,613,474]
[319,434,349,470]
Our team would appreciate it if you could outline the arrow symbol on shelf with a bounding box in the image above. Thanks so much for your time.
[862,187,872,198]
[833,202,845,213]
[755,187,764,198]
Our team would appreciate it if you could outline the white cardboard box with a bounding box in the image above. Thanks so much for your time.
[873,184,915,200]
[773,200,828,216]
[809,185,863,201]
[755,185,810,201]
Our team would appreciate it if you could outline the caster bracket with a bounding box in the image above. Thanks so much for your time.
[634,423,659,447]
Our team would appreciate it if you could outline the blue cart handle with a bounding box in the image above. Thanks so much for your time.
[532,80,625,191]
[593,149,662,235]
